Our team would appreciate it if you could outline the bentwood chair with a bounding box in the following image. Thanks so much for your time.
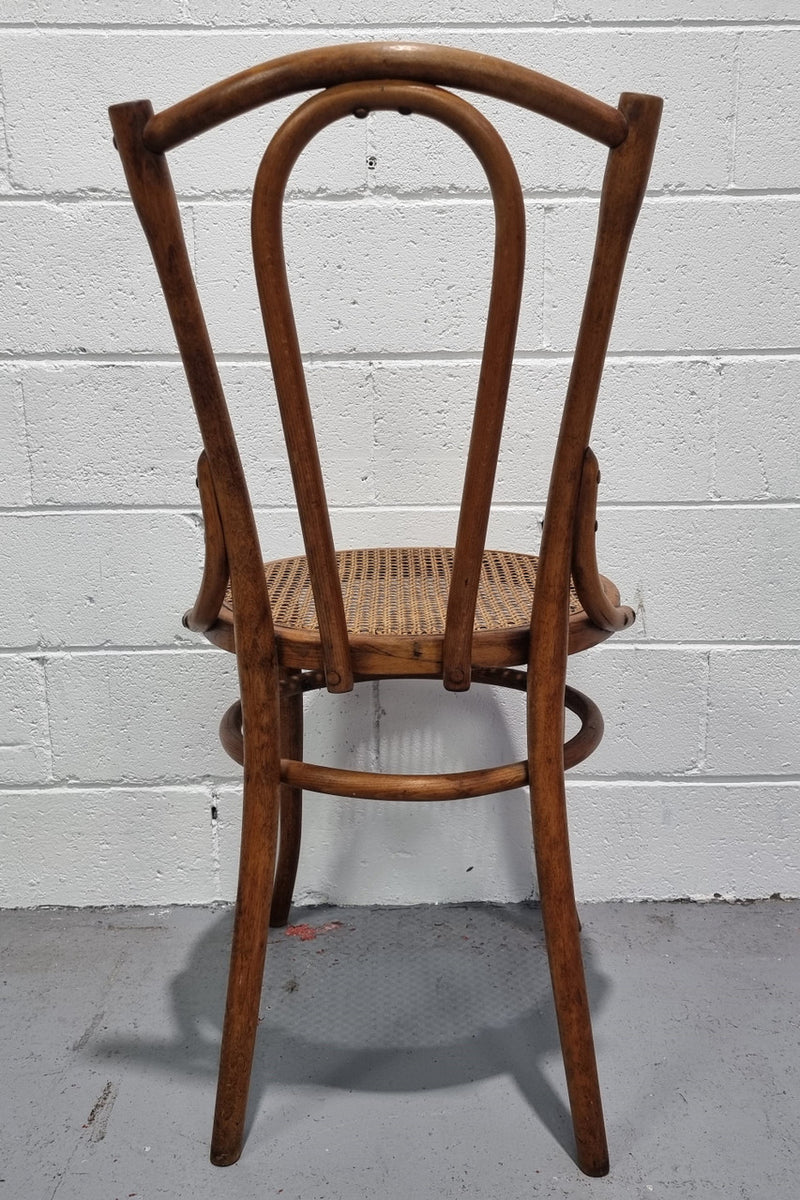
[109,43,661,1176]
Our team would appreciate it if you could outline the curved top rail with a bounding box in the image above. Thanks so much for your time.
[142,41,628,153]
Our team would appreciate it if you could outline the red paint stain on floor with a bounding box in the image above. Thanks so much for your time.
[285,920,343,941]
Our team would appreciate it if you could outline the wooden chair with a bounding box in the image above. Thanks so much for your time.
[109,43,661,1176]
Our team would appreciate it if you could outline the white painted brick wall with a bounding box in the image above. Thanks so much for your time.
[2,5,799,907]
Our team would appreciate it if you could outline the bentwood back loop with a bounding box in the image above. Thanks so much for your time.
[109,42,662,1176]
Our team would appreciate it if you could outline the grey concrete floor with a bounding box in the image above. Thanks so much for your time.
[0,900,797,1200]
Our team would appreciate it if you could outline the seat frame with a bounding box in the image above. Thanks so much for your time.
[109,42,661,1177]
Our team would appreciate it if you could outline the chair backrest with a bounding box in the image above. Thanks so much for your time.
[109,43,661,695]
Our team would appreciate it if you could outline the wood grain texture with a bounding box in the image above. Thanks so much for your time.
[143,42,628,154]
[110,46,662,1177]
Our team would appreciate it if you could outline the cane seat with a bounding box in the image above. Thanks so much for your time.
[208,546,621,671]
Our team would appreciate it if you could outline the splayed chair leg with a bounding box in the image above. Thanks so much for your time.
[211,753,281,1166]
[270,668,304,928]
[529,722,609,1177]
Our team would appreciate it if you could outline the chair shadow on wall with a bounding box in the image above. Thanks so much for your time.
[93,679,611,1164]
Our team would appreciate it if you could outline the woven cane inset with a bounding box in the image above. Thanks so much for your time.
[222,547,582,637]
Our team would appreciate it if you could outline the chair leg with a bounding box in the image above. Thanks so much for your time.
[211,762,280,1166]
[270,669,304,928]
[530,759,609,1177]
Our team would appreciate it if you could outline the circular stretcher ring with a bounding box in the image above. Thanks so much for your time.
[219,666,603,800]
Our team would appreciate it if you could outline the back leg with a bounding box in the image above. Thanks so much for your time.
[270,668,304,928]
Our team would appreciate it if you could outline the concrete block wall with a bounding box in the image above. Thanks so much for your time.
[2,4,799,906]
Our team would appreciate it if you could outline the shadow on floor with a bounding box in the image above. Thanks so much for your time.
[94,902,611,1165]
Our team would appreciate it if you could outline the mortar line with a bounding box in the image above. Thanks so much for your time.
[708,357,724,501]
[3,498,799,516]
[0,781,239,795]
[568,774,800,786]
[2,20,800,31]
[0,60,14,193]
[541,203,550,349]
[728,30,744,189]
[373,679,382,774]
[2,641,799,660]
[38,655,56,784]
[4,347,800,365]
[7,188,800,206]
[189,203,198,278]
[365,111,377,195]
[2,774,800,795]
[0,645,220,658]
[15,373,35,506]
[698,649,712,773]
[209,781,222,899]
[365,356,379,504]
